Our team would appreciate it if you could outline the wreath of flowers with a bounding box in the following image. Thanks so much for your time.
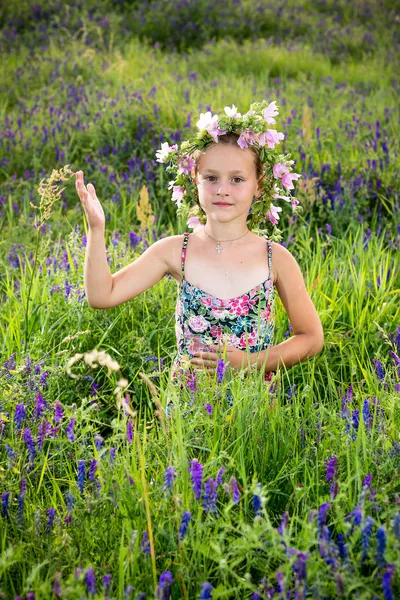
[155,100,302,241]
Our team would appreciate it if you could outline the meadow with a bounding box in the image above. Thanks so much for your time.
[0,1,399,598]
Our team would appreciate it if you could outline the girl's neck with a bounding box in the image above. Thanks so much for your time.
[201,221,250,242]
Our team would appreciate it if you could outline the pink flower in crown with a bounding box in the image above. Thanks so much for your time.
[196,111,227,143]
[237,130,257,149]
[273,163,289,179]
[258,129,285,149]
[188,314,209,333]
[281,172,301,190]
[262,101,279,124]
[155,142,178,163]
[168,181,184,207]
[187,216,205,232]
[266,204,283,225]
[178,155,195,175]
[291,198,300,208]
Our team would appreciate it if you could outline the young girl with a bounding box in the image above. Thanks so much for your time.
[76,101,324,409]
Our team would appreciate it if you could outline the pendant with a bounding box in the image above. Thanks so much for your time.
[216,242,222,254]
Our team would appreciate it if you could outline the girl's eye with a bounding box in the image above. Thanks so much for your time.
[205,176,244,183]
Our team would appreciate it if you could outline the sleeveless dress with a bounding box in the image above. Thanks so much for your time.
[168,232,277,413]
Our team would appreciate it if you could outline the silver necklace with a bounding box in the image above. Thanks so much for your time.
[203,227,250,254]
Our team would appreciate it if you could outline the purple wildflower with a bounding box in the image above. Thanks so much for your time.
[127,419,133,443]
[337,533,349,563]
[325,455,338,482]
[103,574,112,595]
[318,502,331,531]
[2,492,10,520]
[394,514,400,541]
[188,459,203,500]
[14,402,26,429]
[179,511,191,540]
[382,564,395,600]
[66,417,75,442]
[163,466,176,493]
[252,483,263,515]
[291,550,308,584]
[84,567,96,596]
[141,531,151,554]
[363,474,373,489]
[361,516,374,562]
[205,403,213,415]
[362,399,373,429]
[27,593,35,600]
[156,570,174,600]
[375,526,386,567]
[88,459,97,481]
[94,434,104,450]
[372,359,385,380]
[352,409,360,431]
[215,466,225,486]
[34,392,46,419]
[199,582,214,599]
[37,419,51,451]
[77,460,85,496]
[46,508,56,534]
[52,572,62,597]
[230,477,240,504]
[110,447,116,468]
[23,428,36,463]
[276,570,285,595]
[54,400,63,423]
[216,358,227,383]
[203,478,218,513]
[278,511,289,536]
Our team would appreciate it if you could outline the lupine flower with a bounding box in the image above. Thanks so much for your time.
[382,564,395,600]
[179,511,191,540]
[361,516,374,562]
[2,492,10,520]
[84,567,96,596]
[203,478,218,513]
[216,358,227,383]
[205,403,213,415]
[350,504,363,527]
[34,392,46,419]
[252,483,263,515]
[66,417,75,442]
[77,460,85,496]
[54,400,63,423]
[230,477,240,504]
[337,533,349,563]
[372,359,385,380]
[127,419,133,443]
[52,572,62,597]
[14,402,26,429]
[103,574,112,595]
[188,459,203,500]
[352,409,360,431]
[215,466,225,486]
[141,531,151,554]
[23,428,36,463]
[375,526,387,568]
[88,459,97,481]
[163,466,176,493]
[46,507,56,533]
[156,570,174,600]
[199,582,214,599]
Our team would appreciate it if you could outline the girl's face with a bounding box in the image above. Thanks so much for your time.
[193,143,262,225]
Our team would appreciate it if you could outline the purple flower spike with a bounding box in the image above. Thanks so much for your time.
[252,483,263,515]
[77,460,85,496]
[372,359,385,380]
[318,502,331,529]
[46,507,56,534]
[325,455,338,482]
[127,419,133,443]
[361,516,374,562]
[103,574,112,595]
[376,526,387,568]
[205,403,213,415]
[54,400,63,423]
[230,477,240,504]
[216,358,227,383]
[141,531,151,554]
[278,511,289,536]
[66,417,75,442]
[394,514,400,541]
[199,582,214,599]
[203,478,218,513]
[52,572,62,597]
[363,474,373,489]
[382,564,395,600]
[88,459,97,481]
[179,511,191,540]
[23,428,36,463]
[84,567,96,596]
[2,492,10,520]
[188,459,203,500]
[14,402,26,430]
[215,466,225,486]
[156,570,174,599]
[163,466,176,493]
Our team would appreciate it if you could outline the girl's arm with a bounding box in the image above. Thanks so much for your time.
[254,242,324,373]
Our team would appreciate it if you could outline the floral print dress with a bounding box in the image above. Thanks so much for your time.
[169,233,277,406]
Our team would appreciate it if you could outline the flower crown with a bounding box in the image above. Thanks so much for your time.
[155,100,302,240]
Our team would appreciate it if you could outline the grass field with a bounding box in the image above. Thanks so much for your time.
[0,1,399,598]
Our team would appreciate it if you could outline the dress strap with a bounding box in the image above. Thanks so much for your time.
[267,240,273,280]
[181,232,190,280]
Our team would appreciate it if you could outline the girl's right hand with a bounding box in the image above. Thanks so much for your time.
[75,170,106,232]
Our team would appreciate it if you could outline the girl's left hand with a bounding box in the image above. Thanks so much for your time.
[190,344,249,373]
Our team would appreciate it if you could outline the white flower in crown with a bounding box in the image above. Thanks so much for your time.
[224,104,241,118]
[196,111,227,143]
[262,101,279,124]
[156,142,178,163]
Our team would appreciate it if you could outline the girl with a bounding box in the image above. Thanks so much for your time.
[75,101,324,409]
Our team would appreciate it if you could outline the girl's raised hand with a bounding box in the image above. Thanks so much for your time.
[75,170,105,232]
